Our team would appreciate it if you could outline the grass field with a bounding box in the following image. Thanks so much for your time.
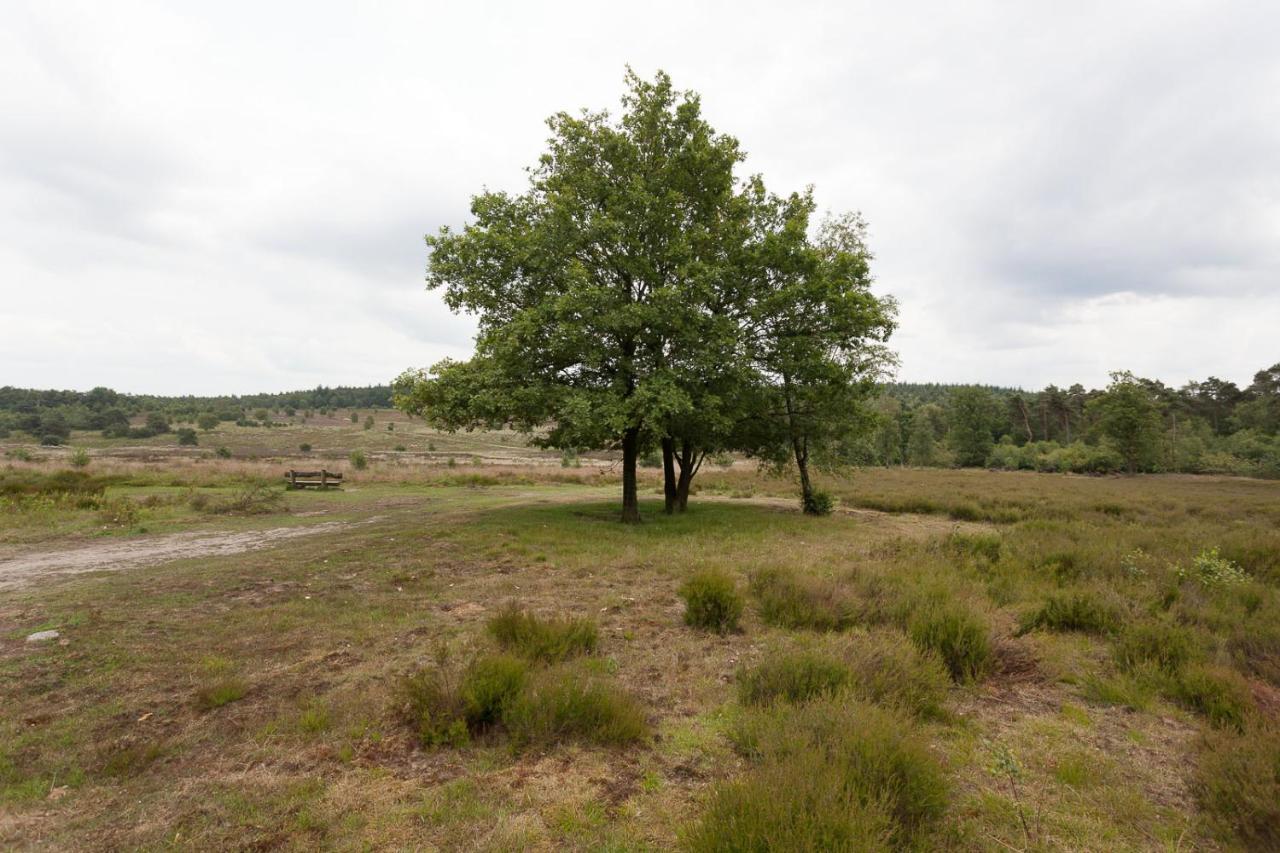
[2,419,1279,850]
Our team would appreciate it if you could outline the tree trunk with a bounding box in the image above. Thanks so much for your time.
[661,436,677,514]
[621,427,641,524]
[795,439,816,513]
[674,441,702,512]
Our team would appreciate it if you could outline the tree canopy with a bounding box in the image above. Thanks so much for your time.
[394,70,897,521]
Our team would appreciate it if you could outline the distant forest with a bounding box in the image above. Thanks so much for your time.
[2,363,1278,478]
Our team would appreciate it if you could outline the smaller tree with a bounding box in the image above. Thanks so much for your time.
[196,412,219,431]
[948,387,997,467]
[1088,371,1162,474]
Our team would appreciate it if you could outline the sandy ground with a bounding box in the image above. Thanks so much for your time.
[0,521,360,592]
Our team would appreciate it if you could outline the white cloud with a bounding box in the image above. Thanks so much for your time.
[1,0,1277,394]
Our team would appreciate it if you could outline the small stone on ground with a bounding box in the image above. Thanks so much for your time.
[26,630,60,643]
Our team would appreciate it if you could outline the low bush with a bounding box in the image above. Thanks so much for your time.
[1170,665,1253,731]
[704,698,947,849]
[69,448,90,468]
[214,446,232,459]
[841,630,950,719]
[461,655,528,729]
[908,600,992,683]
[96,497,140,527]
[946,531,1002,563]
[684,741,895,851]
[1192,724,1280,850]
[399,656,469,748]
[487,605,599,663]
[750,568,857,631]
[678,570,743,634]
[195,679,248,711]
[1113,621,1196,675]
[801,489,836,516]
[737,651,850,706]
[504,668,648,747]
[176,427,199,446]
[299,443,312,453]
[1015,591,1121,637]
[349,449,368,470]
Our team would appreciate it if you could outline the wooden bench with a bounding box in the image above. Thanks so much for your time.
[283,469,343,490]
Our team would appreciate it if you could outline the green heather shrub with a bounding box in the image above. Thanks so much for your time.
[504,668,648,747]
[750,568,857,631]
[679,569,743,634]
[1171,665,1253,731]
[908,600,992,683]
[460,655,528,729]
[299,443,312,453]
[737,651,850,707]
[946,531,1002,563]
[706,698,947,849]
[1113,621,1196,675]
[349,449,368,470]
[399,657,470,748]
[684,740,895,851]
[802,489,836,516]
[69,448,90,468]
[841,630,950,719]
[214,446,232,459]
[176,427,199,446]
[1193,724,1280,850]
[487,604,599,663]
[1016,591,1122,637]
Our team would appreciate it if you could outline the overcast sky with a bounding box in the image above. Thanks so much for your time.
[2,1,1277,396]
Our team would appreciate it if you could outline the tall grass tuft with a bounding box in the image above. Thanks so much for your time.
[487,604,599,663]
[737,651,850,706]
[504,668,648,747]
[678,569,744,634]
[908,600,992,683]
[1193,724,1280,850]
[749,567,857,631]
[1015,591,1121,637]
[693,698,947,850]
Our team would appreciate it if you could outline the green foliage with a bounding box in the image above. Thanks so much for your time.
[299,443,311,453]
[947,386,997,466]
[678,570,743,634]
[399,656,470,748]
[802,489,836,516]
[840,630,950,719]
[503,668,648,748]
[1177,547,1249,588]
[486,605,598,663]
[1193,724,1280,850]
[1170,665,1253,731]
[1113,621,1196,675]
[1016,591,1121,637]
[460,655,528,729]
[749,568,856,631]
[68,448,90,468]
[196,412,219,431]
[908,600,991,683]
[348,450,368,470]
[175,427,198,446]
[1087,371,1162,473]
[214,446,232,459]
[737,651,850,706]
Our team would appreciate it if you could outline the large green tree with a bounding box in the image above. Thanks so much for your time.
[736,206,896,513]
[397,71,754,522]
[1087,371,1163,473]
[947,387,997,466]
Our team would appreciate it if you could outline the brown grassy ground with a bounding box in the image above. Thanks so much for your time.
[2,426,1279,850]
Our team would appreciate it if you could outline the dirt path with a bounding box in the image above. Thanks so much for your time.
[0,521,361,592]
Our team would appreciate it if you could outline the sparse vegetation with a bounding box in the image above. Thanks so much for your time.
[749,567,857,631]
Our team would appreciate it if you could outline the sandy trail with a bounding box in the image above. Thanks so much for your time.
[0,521,361,592]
